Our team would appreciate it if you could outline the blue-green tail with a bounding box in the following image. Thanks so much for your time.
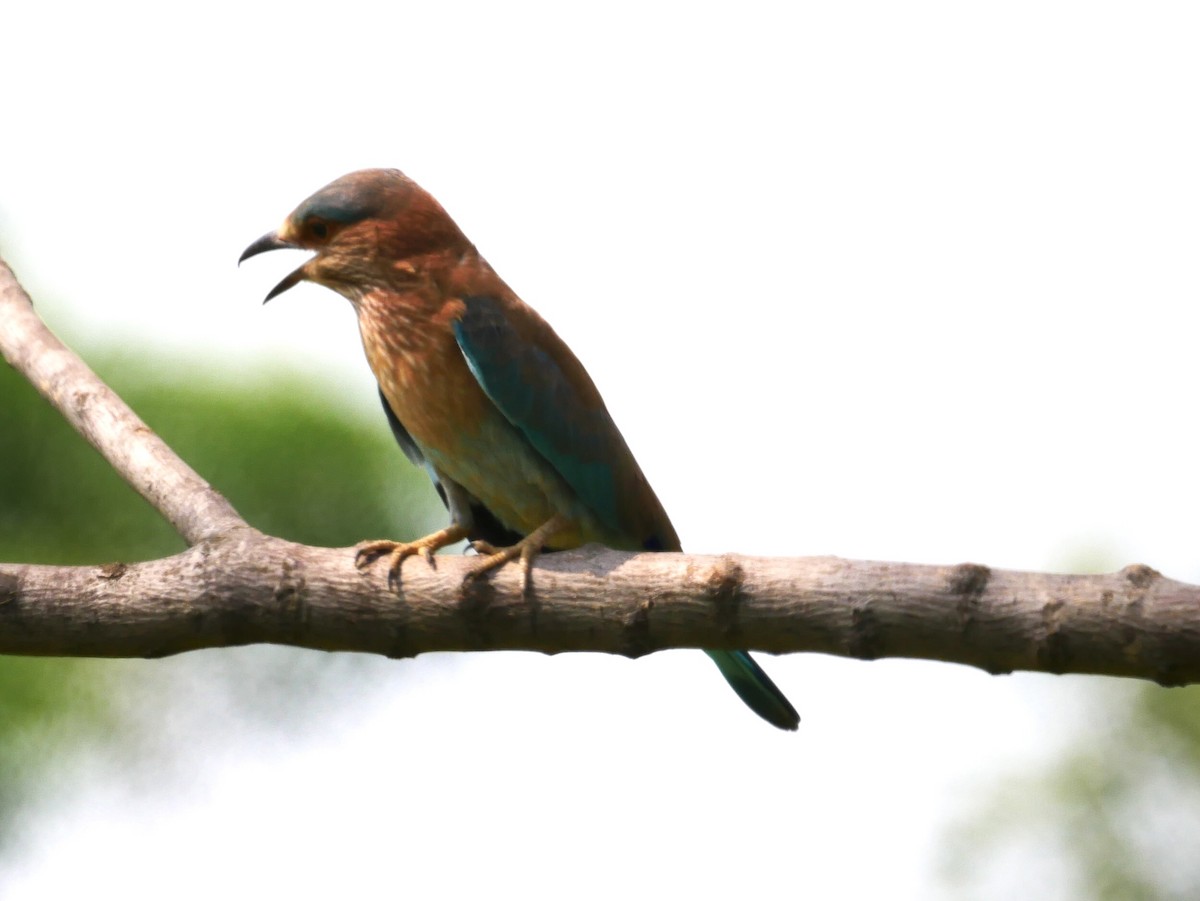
[706,650,799,731]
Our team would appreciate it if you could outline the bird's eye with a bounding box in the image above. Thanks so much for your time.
[309,220,329,239]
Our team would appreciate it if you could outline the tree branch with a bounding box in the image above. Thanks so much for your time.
[1,543,1196,685]
[2,257,1198,684]
[0,260,247,543]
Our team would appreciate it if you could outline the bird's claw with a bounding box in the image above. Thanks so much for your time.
[354,539,397,569]
[463,514,567,591]
[465,544,532,594]
[354,525,470,589]
[353,539,426,589]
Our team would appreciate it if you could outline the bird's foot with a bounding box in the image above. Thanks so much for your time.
[467,514,567,591]
[355,525,469,588]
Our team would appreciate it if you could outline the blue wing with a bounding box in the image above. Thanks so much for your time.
[452,295,797,729]
[452,294,677,552]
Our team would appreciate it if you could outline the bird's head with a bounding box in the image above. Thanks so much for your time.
[239,168,468,302]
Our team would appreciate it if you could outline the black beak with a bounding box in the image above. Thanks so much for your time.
[239,231,293,264]
[239,231,308,304]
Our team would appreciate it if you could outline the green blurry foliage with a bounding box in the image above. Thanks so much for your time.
[0,350,437,843]
[2,355,433,561]
[942,684,1200,901]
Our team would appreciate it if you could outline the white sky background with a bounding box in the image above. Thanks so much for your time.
[2,2,1199,898]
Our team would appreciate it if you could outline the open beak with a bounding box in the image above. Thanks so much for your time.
[239,231,309,303]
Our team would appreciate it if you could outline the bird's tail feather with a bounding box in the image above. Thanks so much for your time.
[706,650,800,731]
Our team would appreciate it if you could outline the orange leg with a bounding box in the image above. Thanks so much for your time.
[468,514,568,589]
[354,524,471,586]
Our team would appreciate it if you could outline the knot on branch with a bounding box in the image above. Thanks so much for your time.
[621,597,655,659]
[705,556,746,641]
[1121,563,1161,590]
[948,562,991,601]
[97,563,128,580]
[1038,597,1071,673]
[948,562,992,633]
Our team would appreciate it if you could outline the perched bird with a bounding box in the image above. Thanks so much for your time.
[240,169,799,730]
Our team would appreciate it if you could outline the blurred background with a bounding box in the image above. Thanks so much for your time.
[2,1,1199,897]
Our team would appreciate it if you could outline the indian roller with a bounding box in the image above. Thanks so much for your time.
[240,169,799,730]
